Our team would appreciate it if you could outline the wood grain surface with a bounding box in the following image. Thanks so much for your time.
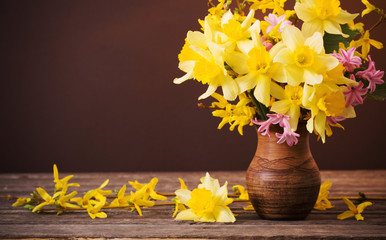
[0,170,385,239]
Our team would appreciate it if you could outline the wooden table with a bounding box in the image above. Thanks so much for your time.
[0,170,385,239]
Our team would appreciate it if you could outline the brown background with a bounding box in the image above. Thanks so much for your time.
[0,0,385,173]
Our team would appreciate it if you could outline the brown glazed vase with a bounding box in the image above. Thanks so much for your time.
[246,124,321,220]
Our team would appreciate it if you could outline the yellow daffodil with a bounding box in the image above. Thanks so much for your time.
[12,197,31,207]
[172,178,188,218]
[110,184,130,207]
[175,172,235,223]
[356,30,383,60]
[302,84,347,142]
[129,178,167,201]
[273,25,339,87]
[314,180,334,210]
[32,187,61,212]
[337,197,372,221]
[294,0,358,37]
[270,83,303,130]
[53,164,80,192]
[128,186,155,216]
[233,185,249,200]
[361,0,376,17]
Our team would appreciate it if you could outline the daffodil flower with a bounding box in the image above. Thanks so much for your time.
[273,25,339,87]
[314,179,334,210]
[174,172,235,223]
[294,0,358,37]
[270,84,303,130]
[337,197,372,221]
[129,178,166,201]
[53,164,80,192]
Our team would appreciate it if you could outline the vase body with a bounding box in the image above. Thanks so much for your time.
[246,124,321,220]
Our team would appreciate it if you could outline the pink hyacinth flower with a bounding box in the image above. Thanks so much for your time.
[251,114,299,146]
[344,76,368,107]
[261,37,273,51]
[276,127,300,147]
[264,14,292,34]
[327,116,346,125]
[356,55,384,93]
[331,47,362,72]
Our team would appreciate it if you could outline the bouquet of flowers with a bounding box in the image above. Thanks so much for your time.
[173,0,385,146]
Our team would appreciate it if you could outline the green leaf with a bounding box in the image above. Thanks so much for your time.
[368,83,386,101]
[323,24,358,54]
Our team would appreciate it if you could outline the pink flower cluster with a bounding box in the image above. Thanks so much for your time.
[331,47,361,72]
[251,114,300,146]
[332,48,384,108]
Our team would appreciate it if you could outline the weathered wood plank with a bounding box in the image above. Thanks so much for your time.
[0,171,385,239]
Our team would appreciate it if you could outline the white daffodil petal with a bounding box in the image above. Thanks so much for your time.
[305,32,324,54]
[254,74,271,107]
[175,189,192,205]
[304,69,323,85]
[213,206,236,223]
[302,20,324,38]
[198,84,217,100]
[175,209,196,221]
[222,76,239,101]
[281,25,305,52]
[225,51,249,75]
[236,72,257,93]
[187,31,207,49]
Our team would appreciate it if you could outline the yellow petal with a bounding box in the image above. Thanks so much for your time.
[175,189,192,205]
[355,213,364,221]
[179,178,188,190]
[357,201,372,213]
[53,164,59,181]
[324,21,344,36]
[225,51,249,75]
[302,20,324,38]
[253,74,271,107]
[94,212,107,219]
[175,209,196,221]
[99,179,109,189]
[222,76,239,101]
[342,197,357,212]
[294,2,315,22]
[270,82,286,99]
[36,187,52,202]
[333,10,358,24]
[213,206,236,223]
[281,25,305,52]
[337,210,355,220]
[305,32,324,54]
[271,100,291,114]
[369,39,383,49]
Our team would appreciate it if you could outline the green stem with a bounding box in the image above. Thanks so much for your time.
[247,90,268,120]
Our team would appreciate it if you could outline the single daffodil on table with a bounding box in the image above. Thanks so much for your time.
[337,197,372,221]
[174,172,235,223]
